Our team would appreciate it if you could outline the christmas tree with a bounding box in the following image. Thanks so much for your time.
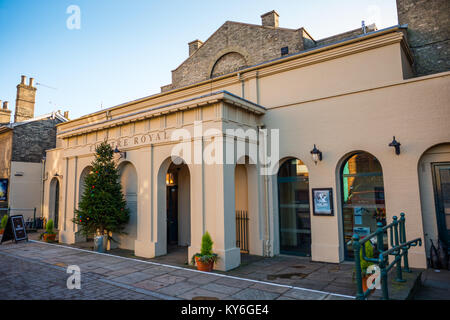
[73,141,130,238]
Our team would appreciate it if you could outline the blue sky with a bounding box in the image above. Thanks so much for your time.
[0,0,398,120]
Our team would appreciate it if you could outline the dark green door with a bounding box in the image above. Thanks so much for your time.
[433,163,450,252]
[167,185,178,245]
[54,180,59,230]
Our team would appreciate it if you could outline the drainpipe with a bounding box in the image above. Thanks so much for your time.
[40,157,46,219]
[256,71,260,105]
[258,124,271,257]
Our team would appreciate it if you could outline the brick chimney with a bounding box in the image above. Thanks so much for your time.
[261,10,279,28]
[0,100,12,123]
[63,111,69,119]
[188,39,203,56]
[14,75,37,122]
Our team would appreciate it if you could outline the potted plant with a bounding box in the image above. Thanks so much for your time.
[0,215,7,235]
[40,219,57,242]
[191,231,218,272]
[360,240,375,293]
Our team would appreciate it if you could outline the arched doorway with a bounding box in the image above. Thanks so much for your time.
[235,163,249,253]
[277,158,311,256]
[340,152,387,260]
[165,160,191,251]
[49,178,60,229]
[118,162,138,250]
[418,143,450,255]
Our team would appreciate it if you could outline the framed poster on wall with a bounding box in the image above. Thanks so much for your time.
[0,179,8,202]
[312,188,334,216]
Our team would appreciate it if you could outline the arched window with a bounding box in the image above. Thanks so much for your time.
[341,152,387,259]
[210,52,247,78]
[278,158,311,256]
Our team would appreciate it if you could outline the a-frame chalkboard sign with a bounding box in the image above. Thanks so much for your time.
[0,215,28,244]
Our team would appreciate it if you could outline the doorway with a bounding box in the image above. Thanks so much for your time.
[277,158,311,256]
[165,161,190,252]
[167,184,178,245]
[432,162,450,253]
[49,178,60,230]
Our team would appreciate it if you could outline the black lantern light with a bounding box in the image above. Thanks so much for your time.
[310,144,323,164]
[114,146,127,159]
[389,136,401,155]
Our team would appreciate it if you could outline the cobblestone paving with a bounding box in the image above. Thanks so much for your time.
[0,241,353,300]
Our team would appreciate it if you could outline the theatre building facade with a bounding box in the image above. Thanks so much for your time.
[43,2,450,271]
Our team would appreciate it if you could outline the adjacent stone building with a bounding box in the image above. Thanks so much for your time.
[43,2,449,271]
[0,76,68,219]
[397,0,450,76]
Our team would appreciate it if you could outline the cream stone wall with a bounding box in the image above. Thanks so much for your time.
[9,161,43,217]
[44,27,449,270]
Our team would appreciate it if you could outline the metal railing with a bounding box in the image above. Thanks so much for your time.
[236,210,249,253]
[353,212,422,300]
[0,208,43,232]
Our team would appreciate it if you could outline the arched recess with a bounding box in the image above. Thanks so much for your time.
[157,156,192,258]
[277,157,311,256]
[118,161,138,251]
[49,178,60,230]
[210,52,247,78]
[339,151,387,260]
[78,166,93,203]
[418,143,450,255]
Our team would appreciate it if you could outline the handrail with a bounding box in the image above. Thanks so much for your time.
[353,212,422,300]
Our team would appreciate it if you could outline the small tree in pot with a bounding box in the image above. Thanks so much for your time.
[40,219,56,242]
[72,141,129,252]
[191,231,218,271]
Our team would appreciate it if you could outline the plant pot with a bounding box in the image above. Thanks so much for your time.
[43,233,56,242]
[362,275,376,294]
[195,256,214,272]
[0,228,4,235]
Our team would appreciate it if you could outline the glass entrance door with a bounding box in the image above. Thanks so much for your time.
[278,159,311,256]
[433,163,450,252]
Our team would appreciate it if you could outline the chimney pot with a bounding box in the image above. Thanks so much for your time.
[261,10,279,28]
[29,77,34,87]
[64,111,69,119]
[188,40,203,56]
[21,75,26,85]
[3,101,9,110]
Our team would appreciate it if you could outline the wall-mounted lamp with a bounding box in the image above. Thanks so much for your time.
[166,172,176,186]
[310,144,323,164]
[114,147,127,159]
[389,136,401,155]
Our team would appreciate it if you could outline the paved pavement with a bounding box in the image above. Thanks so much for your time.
[0,241,353,300]
[412,269,450,300]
